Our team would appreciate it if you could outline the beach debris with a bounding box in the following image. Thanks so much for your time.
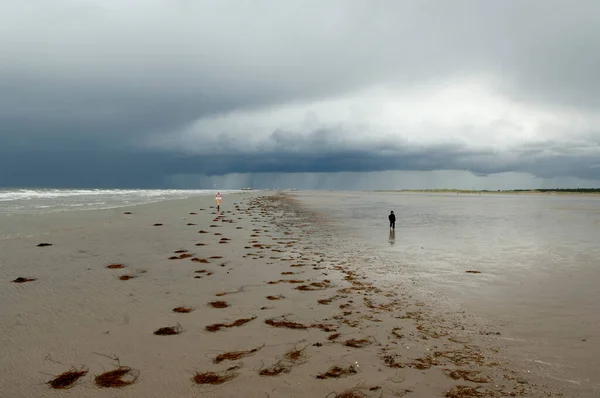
[209,256,223,259]
[191,257,210,263]
[94,366,139,388]
[284,345,308,363]
[106,264,125,269]
[465,270,482,274]
[328,387,371,398]
[281,271,295,275]
[153,223,163,226]
[192,369,238,385]
[316,365,357,379]
[443,369,490,383]
[295,281,331,291]
[119,275,135,281]
[189,212,197,215]
[174,249,188,253]
[266,295,285,300]
[198,230,208,233]
[37,243,52,247]
[153,323,183,335]
[391,327,404,339]
[124,212,132,214]
[205,316,256,332]
[213,345,263,364]
[343,338,371,348]
[47,367,88,389]
[267,279,305,284]
[208,301,229,308]
[445,385,487,397]
[382,355,405,369]
[173,306,193,313]
[258,361,291,376]
[318,298,334,305]
[11,277,37,283]
[169,253,193,260]
[195,243,206,246]
[265,317,336,332]
[328,333,341,341]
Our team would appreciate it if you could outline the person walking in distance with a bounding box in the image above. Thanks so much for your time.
[388,211,396,230]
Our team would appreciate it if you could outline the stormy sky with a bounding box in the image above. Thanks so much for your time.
[2,0,600,189]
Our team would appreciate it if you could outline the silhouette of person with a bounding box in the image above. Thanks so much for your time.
[388,211,396,230]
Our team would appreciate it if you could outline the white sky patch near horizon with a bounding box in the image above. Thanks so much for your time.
[149,76,600,155]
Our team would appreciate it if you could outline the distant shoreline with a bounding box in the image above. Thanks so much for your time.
[374,188,600,195]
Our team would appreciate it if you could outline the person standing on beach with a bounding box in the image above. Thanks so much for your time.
[388,211,396,230]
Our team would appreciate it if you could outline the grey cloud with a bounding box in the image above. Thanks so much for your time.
[2,0,600,188]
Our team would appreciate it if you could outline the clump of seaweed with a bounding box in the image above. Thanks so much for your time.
[391,327,404,339]
[191,258,210,263]
[258,361,291,376]
[295,281,330,291]
[198,230,208,233]
[434,347,485,366]
[343,338,371,348]
[95,366,139,388]
[174,249,188,254]
[106,264,125,269]
[195,243,206,246]
[47,367,88,389]
[382,355,405,369]
[205,317,256,332]
[265,317,336,332]
[445,385,487,398]
[265,318,309,330]
[213,345,263,364]
[209,301,229,308]
[153,223,163,226]
[173,307,193,313]
[37,243,52,247]
[169,253,193,260]
[209,256,223,259]
[153,323,183,335]
[318,298,333,305]
[328,333,341,341]
[267,279,305,285]
[192,370,237,385]
[443,369,490,383]
[284,345,308,363]
[266,295,284,300]
[12,277,36,283]
[465,270,482,274]
[316,365,357,379]
[281,271,294,275]
[119,275,135,281]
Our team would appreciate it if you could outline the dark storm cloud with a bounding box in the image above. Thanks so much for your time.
[1,0,600,187]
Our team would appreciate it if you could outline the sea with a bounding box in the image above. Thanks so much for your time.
[294,190,600,396]
[0,188,241,239]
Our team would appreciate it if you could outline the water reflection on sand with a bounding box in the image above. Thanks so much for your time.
[294,190,600,396]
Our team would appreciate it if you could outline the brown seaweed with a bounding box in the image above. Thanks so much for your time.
[47,367,88,389]
[316,365,357,379]
[205,317,256,332]
[94,366,139,388]
[153,323,183,335]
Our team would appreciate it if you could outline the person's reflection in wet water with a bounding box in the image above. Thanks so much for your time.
[388,229,395,245]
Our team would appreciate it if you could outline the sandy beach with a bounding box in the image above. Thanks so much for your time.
[0,192,565,397]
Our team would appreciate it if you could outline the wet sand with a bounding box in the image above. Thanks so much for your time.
[0,192,564,397]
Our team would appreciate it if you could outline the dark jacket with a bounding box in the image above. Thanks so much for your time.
[389,213,396,222]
